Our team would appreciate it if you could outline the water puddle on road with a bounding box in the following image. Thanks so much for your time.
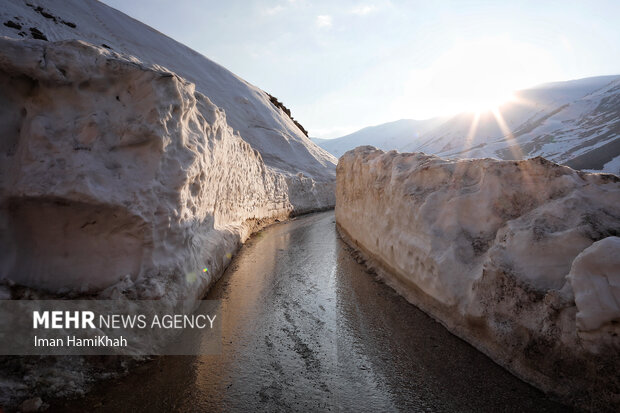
[50,211,570,412]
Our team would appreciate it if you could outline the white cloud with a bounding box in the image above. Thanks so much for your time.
[263,5,284,15]
[351,5,377,15]
[316,15,332,28]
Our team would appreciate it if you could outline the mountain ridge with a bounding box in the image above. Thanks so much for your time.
[317,75,620,174]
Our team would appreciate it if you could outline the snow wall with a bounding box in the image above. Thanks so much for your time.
[0,37,335,299]
[336,146,620,411]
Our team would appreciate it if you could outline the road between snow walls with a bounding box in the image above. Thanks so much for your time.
[336,146,620,412]
[0,38,335,408]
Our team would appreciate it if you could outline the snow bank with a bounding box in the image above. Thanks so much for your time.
[569,237,620,339]
[0,0,337,180]
[0,37,331,298]
[336,146,620,411]
[0,0,337,406]
[0,38,334,404]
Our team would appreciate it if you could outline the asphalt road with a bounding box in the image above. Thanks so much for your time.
[51,211,570,412]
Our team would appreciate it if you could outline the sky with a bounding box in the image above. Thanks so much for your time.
[102,0,620,138]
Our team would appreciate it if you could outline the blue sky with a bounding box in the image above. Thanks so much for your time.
[102,0,620,138]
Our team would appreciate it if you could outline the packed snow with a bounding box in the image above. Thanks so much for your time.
[336,146,620,410]
[318,76,620,174]
[0,1,336,407]
[0,0,336,179]
[568,237,620,334]
[0,37,307,296]
[0,0,336,297]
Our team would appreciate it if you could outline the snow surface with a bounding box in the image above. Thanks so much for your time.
[0,1,337,405]
[336,146,620,410]
[0,0,336,179]
[0,35,334,296]
[311,118,444,158]
[318,76,620,174]
[0,0,338,296]
[569,237,620,333]
[591,154,620,175]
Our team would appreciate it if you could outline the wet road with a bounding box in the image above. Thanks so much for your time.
[51,211,569,412]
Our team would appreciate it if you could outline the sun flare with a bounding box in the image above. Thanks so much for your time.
[466,92,516,113]
[403,36,554,118]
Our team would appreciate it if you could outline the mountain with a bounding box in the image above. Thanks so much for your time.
[0,0,336,179]
[312,118,444,158]
[318,76,620,174]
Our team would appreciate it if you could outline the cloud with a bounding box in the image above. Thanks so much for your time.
[316,15,332,28]
[263,5,284,15]
[351,5,377,15]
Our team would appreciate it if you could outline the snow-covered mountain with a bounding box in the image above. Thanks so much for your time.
[311,118,444,158]
[0,0,336,179]
[318,76,620,174]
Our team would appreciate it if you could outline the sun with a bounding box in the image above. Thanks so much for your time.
[402,36,553,117]
[438,37,525,113]
[465,92,517,113]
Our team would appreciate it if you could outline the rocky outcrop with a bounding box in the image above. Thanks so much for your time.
[336,146,620,411]
[0,37,332,299]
